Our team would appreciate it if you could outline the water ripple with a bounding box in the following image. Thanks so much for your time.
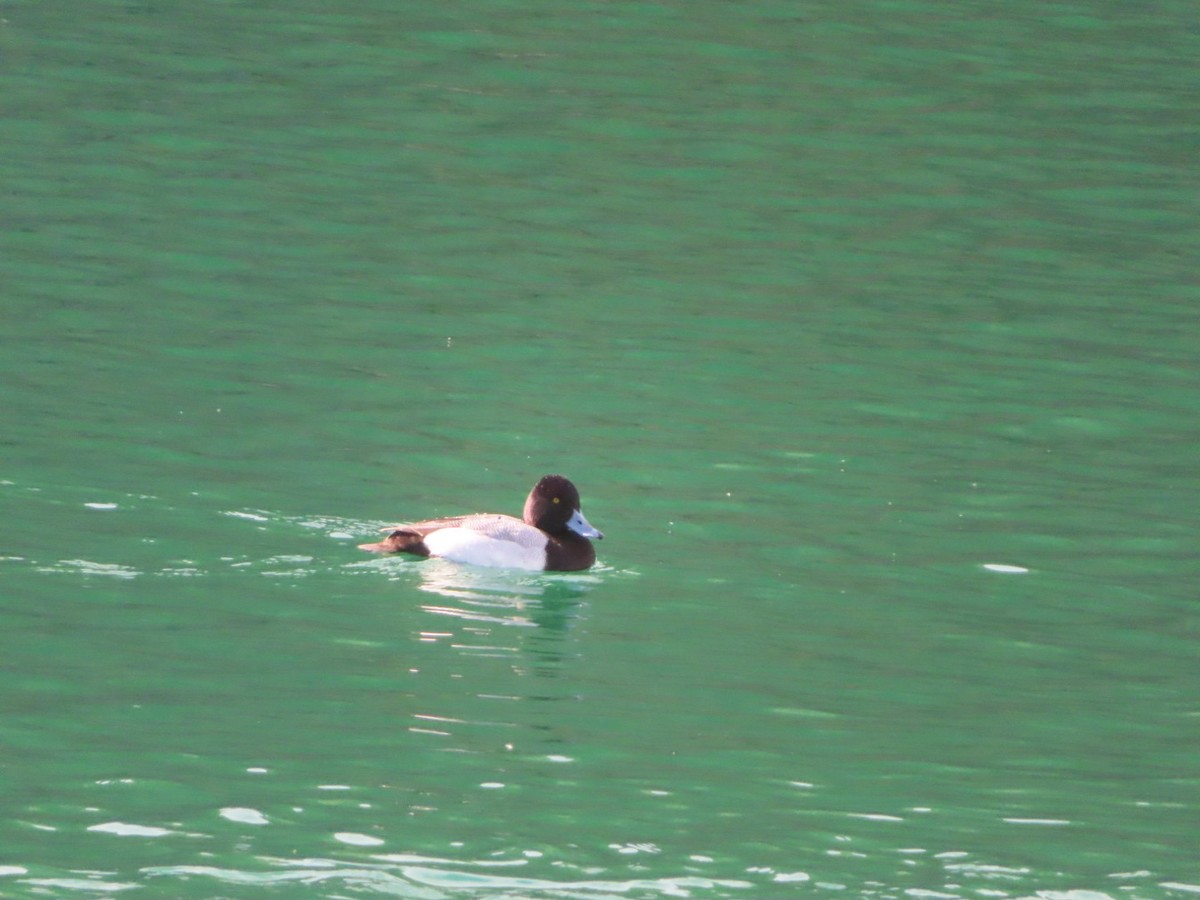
[142,858,752,899]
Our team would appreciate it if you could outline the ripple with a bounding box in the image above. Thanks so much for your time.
[334,832,386,847]
[41,559,141,579]
[145,859,753,900]
[1001,817,1071,826]
[402,865,748,896]
[143,857,753,899]
[114,837,1162,900]
[773,871,811,883]
[220,807,270,826]
[23,877,140,892]
[87,821,174,837]
[982,562,1030,574]
[223,510,271,523]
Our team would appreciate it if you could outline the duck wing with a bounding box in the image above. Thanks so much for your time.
[360,514,545,556]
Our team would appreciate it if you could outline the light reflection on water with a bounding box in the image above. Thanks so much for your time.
[141,855,754,898]
[10,847,1182,899]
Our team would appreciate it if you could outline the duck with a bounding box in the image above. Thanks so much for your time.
[358,474,603,571]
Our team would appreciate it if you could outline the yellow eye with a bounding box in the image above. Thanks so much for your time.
[553,497,560,504]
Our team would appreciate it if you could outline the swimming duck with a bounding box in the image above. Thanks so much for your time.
[358,474,602,571]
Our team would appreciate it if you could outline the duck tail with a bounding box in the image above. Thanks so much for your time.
[358,527,430,556]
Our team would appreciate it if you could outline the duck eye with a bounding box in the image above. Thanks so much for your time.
[552,497,560,504]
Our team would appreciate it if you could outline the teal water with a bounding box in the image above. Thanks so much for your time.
[3,0,1198,898]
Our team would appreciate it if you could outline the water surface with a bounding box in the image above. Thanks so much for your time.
[2,0,1198,897]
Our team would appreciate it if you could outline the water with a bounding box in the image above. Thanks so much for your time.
[2,0,1198,897]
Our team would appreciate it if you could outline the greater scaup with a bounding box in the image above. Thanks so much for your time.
[358,474,603,572]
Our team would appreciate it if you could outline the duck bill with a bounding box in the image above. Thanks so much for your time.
[566,508,603,540]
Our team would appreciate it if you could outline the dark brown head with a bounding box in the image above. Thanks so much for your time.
[523,474,603,540]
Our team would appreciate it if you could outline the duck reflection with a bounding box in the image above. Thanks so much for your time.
[414,559,595,639]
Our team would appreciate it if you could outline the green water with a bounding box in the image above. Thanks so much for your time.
[2,0,1197,897]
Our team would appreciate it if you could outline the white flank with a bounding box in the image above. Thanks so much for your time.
[423,528,546,570]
